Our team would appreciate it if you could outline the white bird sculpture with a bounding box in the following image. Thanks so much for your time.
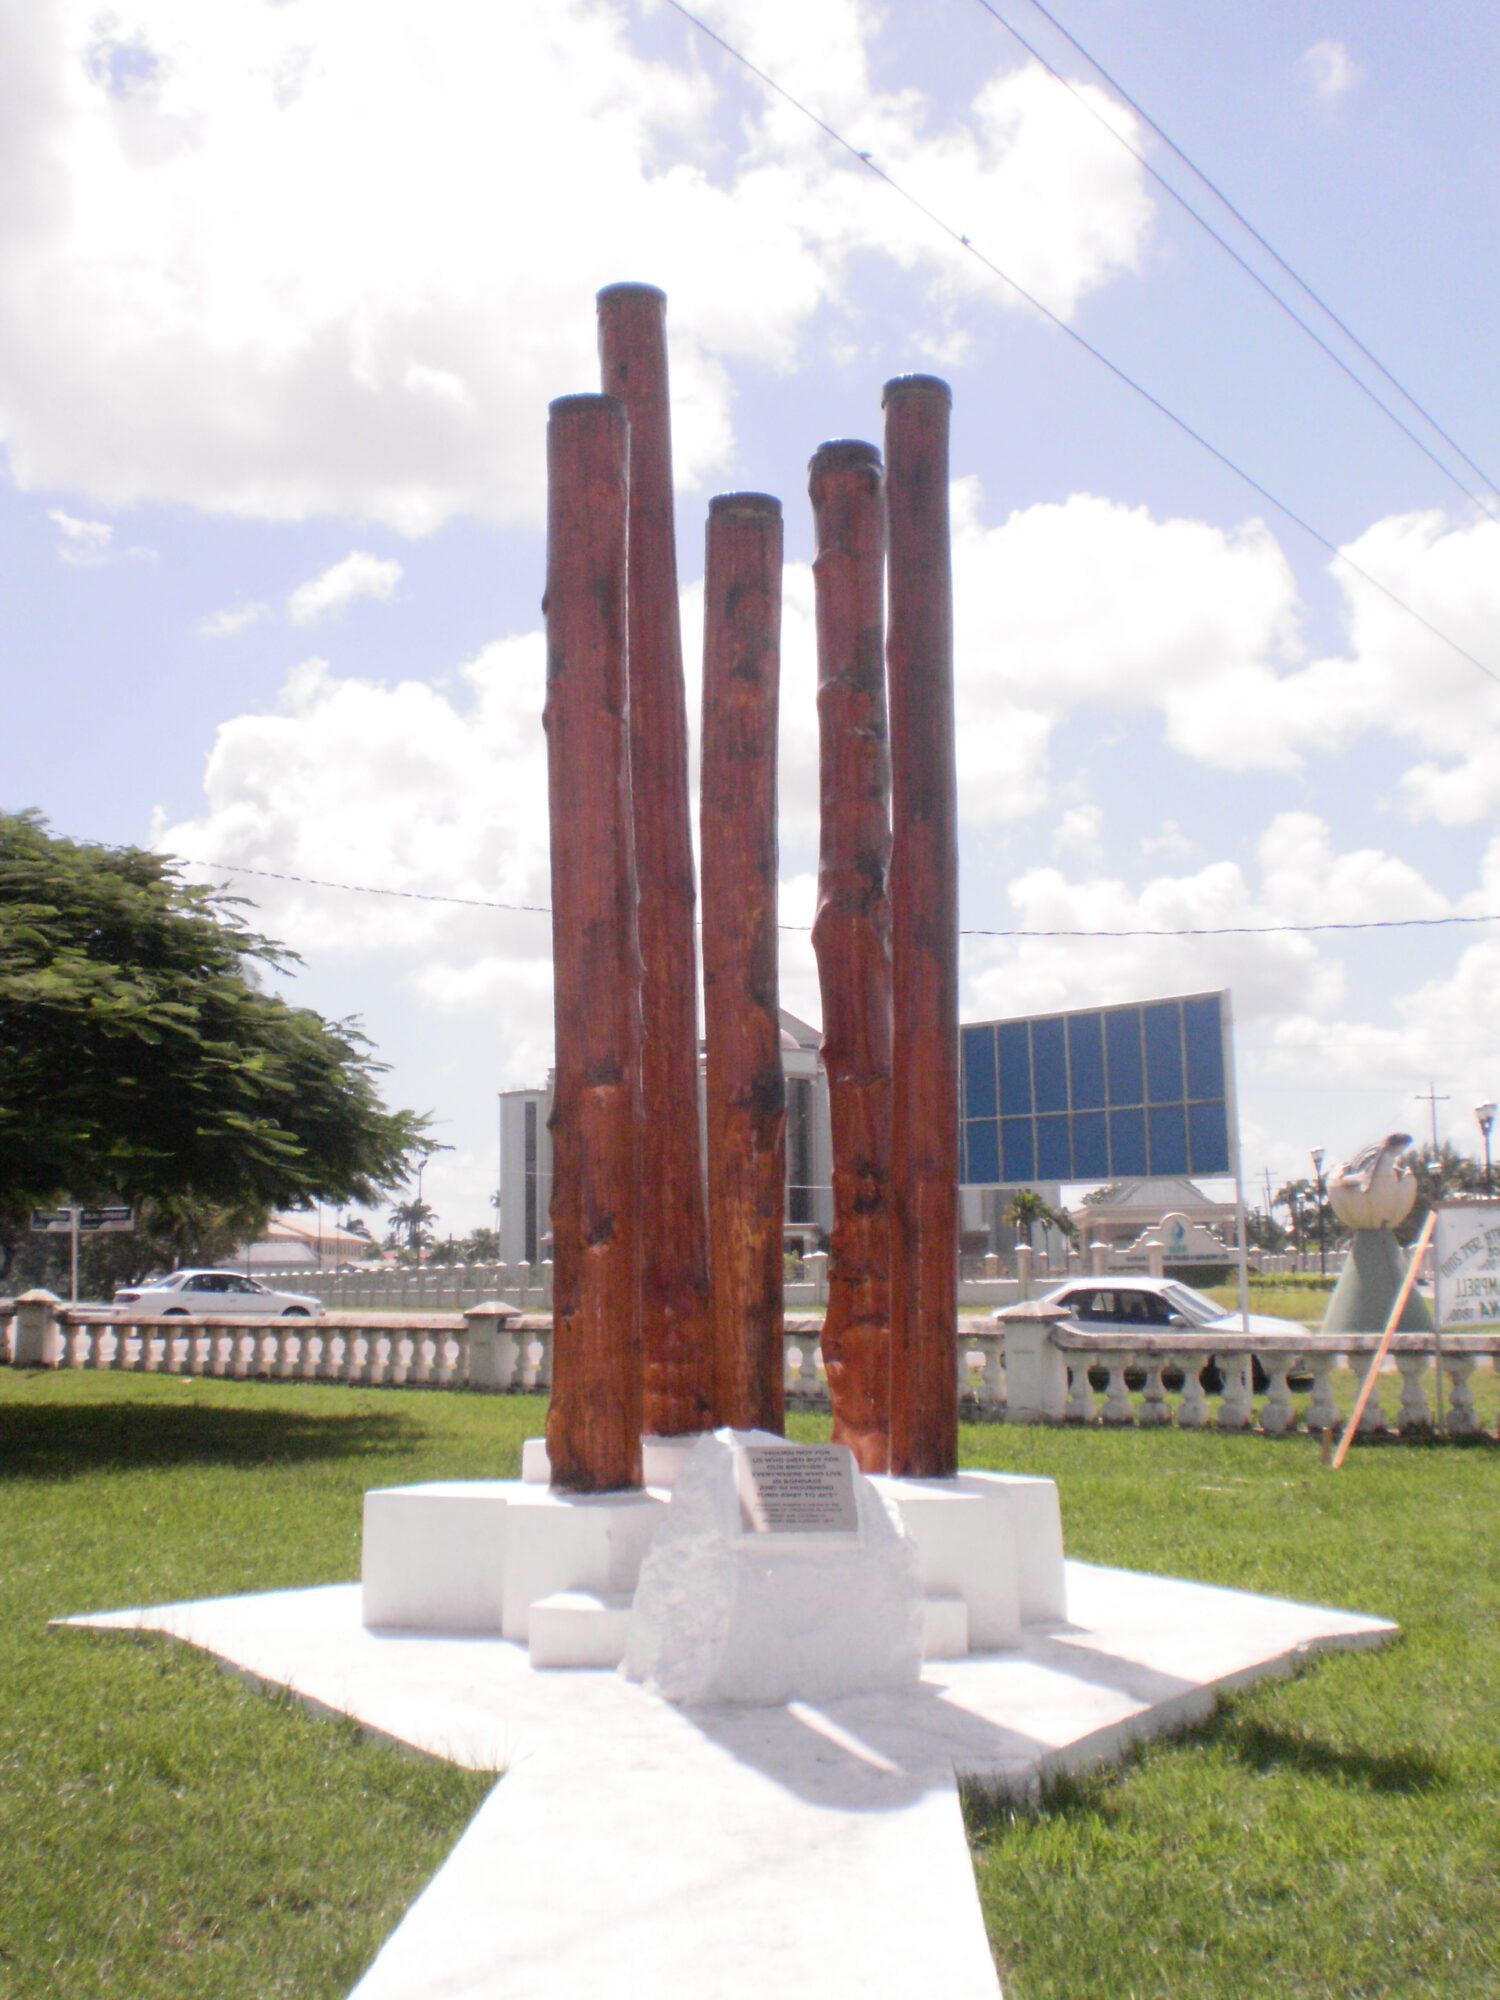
[1327,1132,1418,1232]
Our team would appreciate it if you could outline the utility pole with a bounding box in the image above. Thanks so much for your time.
[1416,1079,1450,1156]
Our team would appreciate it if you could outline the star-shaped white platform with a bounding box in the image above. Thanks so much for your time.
[63,1563,1394,2000]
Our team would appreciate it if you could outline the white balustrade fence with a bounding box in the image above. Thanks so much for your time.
[4,1291,1493,1441]
[251,1257,1027,1314]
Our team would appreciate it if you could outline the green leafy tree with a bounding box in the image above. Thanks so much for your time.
[1399,1141,1489,1242]
[0,813,426,1273]
[462,1226,501,1262]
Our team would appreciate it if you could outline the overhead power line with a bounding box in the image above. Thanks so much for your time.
[659,0,1500,690]
[1009,0,1500,507]
[184,858,1500,940]
[968,0,1500,521]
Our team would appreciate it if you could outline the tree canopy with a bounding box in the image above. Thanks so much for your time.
[0,813,426,1254]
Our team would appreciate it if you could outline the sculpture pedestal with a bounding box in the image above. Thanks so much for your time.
[361,1480,665,1660]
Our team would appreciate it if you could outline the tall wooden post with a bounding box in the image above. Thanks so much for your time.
[543,393,643,1492]
[701,492,786,1435]
[808,439,893,1473]
[883,376,959,1480]
[597,282,714,1438]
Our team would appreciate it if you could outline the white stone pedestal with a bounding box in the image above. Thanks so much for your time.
[362,1483,514,1633]
[521,1433,700,1490]
[873,1468,1067,1655]
[361,1479,665,1665]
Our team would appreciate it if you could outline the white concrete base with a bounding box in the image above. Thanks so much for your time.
[361,1478,666,1659]
[362,1482,513,1633]
[62,1564,1397,2000]
[500,1485,665,1646]
[367,1464,1066,1666]
[922,1593,970,1659]
[528,1590,633,1670]
[873,1469,1067,1648]
[521,1433,702,1490]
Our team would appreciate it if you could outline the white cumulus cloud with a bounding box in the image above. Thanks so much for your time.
[1303,40,1361,101]
[287,551,403,627]
[0,2,1155,531]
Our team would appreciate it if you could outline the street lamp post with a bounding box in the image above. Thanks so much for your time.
[1310,1147,1326,1278]
[1477,1102,1496,1196]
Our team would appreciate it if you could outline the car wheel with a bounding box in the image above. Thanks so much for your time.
[165,1308,190,1317]
[281,1307,310,1318]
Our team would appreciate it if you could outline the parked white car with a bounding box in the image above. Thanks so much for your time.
[112,1270,327,1318]
[1000,1274,1305,1339]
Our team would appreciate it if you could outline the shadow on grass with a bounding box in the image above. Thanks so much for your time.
[965,1703,1445,1844]
[0,1400,425,1480]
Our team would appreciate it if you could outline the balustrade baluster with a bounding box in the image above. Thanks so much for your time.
[1259,1357,1298,1435]
[534,1328,553,1392]
[408,1330,433,1387]
[1354,1357,1386,1433]
[1101,1356,1135,1425]
[1138,1357,1170,1426]
[1394,1351,1432,1432]
[109,1321,129,1371]
[1176,1354,1209,1428]
[363,1329,388,1388]
[388,1332,410,1387]
[1304,1352,1339,1432]
[1065,1359,1096,1422]
[275,1330,299,1380]
[798,1336,821,1400]
[431,1333,455,1389]
[1216,1355,1253,1430]
[1444,1355,1480,1435]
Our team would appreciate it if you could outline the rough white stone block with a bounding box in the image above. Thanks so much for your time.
[922,1594,970,1660]
[362,1483,513,1633]
[527,1591,634,1669]
[624,1430,924,1705]
[500,1487,666,1644]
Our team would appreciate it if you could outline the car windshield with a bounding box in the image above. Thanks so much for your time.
[1161,1281,1230,1326]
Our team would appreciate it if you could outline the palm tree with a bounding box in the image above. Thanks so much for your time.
[386,1198,436,1255]
[1006,1188,1049,1255]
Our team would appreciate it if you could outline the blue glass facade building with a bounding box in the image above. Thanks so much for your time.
[960,991,1233,1187]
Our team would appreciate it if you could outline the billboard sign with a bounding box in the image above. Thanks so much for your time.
[960,991,1234,1188]
[1433,1203,1500,1332]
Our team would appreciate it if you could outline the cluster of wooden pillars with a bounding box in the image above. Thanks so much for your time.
[543,284,958,1492]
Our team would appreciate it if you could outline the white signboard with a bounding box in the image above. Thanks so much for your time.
[1433,1203,1500,1332]
[735,1444,859,1537]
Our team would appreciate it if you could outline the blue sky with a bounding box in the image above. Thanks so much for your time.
[4,0,1497,1233]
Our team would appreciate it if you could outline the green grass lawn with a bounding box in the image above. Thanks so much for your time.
[2,1370,1495,1999]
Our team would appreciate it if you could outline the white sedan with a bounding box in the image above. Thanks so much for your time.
[1002,1274,1305,1338]
[112,1270,327,1318]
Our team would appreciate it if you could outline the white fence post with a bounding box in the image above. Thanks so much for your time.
[12,1289,62,1367]
[464,1303,520,1392]
[999,1311,1067,1422]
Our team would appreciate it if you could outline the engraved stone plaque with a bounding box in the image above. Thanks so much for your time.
[735,1444,860,1537]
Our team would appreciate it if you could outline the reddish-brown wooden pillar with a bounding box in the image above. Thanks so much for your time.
[543,392,643,1492]
[596,283,714,1439]
[808,439,893,1473]
[883,376,959,1480]
[701,492,786,1435]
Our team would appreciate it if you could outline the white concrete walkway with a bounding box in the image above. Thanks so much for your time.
[63,1565,1394,2000]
